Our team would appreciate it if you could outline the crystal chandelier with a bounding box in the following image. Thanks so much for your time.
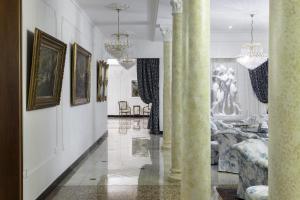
[104,4,130,59]
[237,14,267,70]
[118,34,136,70]
[119,56,136,70]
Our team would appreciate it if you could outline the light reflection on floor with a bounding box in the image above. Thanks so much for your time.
[45,118,238,200]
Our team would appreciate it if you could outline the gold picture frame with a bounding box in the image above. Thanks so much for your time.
[97,60,109,102]
[27,28,67,111]
[97,60,107,102]
[71,43,92,106]
[102,62,109,101]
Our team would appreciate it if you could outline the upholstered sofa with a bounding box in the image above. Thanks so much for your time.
[232,139,268,199]
[211,141,219,165]
[210,119,234,165]
[245,185,268,200]
[215,129,260,173]
[210,119,234,140]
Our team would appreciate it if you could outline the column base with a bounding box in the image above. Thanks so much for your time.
[168,169,181,181]
[161,143,171,150]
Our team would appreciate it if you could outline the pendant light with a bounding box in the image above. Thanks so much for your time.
[104,3,130,59]
[237,14,267,70]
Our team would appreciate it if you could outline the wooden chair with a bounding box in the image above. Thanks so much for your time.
[133,105,141,116]
[143,104,151,116]
[118,101,131,115]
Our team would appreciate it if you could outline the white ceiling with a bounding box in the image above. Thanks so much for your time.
[76,0,269,41]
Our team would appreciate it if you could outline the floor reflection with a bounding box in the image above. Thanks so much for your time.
[45,117,237,200]
[46,118,180,200]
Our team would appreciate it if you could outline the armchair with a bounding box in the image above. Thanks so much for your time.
[215,128,260,173]
[232,139,268,199]
[143,104,151,115]
[118,101,131,115]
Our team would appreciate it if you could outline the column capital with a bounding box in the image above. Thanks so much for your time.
[160,27,172,42]
[170,0,183,14]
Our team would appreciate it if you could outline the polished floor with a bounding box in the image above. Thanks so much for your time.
[45,118,238,200]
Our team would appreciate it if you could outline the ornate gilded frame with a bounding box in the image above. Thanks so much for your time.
[27,28,67,111]
[97,60,109,102]
[102,62,109,101]
[71,43,92,106]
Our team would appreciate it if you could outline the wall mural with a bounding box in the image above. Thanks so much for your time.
[211,64,241,116]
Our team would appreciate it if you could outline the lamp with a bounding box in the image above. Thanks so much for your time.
[237,14,267,70]
[104,3,130,59]
[119,56,136,70]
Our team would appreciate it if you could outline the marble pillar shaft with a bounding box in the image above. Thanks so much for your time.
[162,41,172,150]
[182,0,189,75]
[181,0,211,199]
[181,0,189,125]
[269,1,300,199]
[180,0,189,187]
[169,11,183,180]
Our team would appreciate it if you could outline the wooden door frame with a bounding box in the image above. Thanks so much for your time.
[0,0,23,199]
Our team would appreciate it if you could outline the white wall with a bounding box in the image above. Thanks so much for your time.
[107,64,147,115]
[211,31,269,58]
[22,0,107,199]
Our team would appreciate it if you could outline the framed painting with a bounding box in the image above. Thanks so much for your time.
[102,63,109,101]
[71,43,92,106]
[131,80,139,97]
[97,60,108,102]
[27,28,67,111]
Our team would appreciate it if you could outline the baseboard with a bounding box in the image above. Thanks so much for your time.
[36,131,108,200]
[108,115,149,118]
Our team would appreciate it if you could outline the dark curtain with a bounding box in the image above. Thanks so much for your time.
[137,58,160,134]
[248,60,268,103]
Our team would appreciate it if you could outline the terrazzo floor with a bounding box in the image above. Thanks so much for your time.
[45,118,238,200]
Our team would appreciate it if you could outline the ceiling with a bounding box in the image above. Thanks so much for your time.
[76,0,269,41]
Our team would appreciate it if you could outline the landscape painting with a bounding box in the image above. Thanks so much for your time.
[102,65,109,101]
[131,80,139,97]
[27,28,67,111]
[36,46,57,97]
[71,43,91,106]
[97,60,109,102]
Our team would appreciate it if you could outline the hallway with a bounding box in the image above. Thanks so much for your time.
[3,0,300,199]
[44,118,238,200]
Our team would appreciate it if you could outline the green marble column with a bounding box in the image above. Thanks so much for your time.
[168,0,183,181]
[181,0,211,198]
[182,0,189,74]
[269,1,300,199]
[160,27,172,150]
[181,0,189,132]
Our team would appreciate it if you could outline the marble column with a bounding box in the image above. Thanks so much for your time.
[160,27,172,150]
[182,0,189,74]
[181,0,211,199]
[269,1,300,199]
[168,0,183,181]
[181,0,189,127]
